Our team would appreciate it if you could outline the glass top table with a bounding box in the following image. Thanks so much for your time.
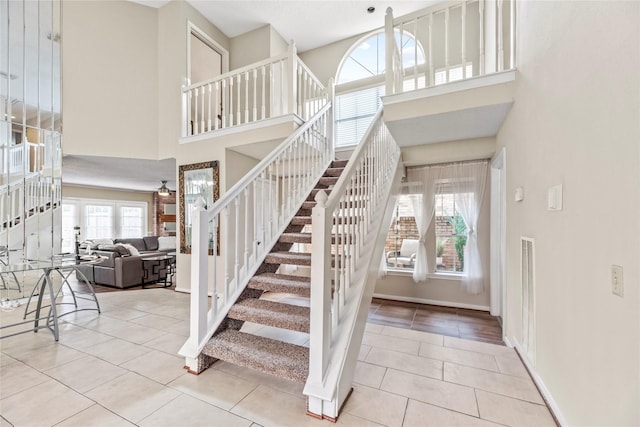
[0,256,103,341]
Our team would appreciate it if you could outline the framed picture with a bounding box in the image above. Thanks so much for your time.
[179,160,219,254]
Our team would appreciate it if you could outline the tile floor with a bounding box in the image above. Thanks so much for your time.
[0,287,556,427]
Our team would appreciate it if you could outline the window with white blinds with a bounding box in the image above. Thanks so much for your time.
[335,85,385,147]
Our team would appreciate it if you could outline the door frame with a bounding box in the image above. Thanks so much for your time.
[186,22,229,87]
[490,148,506,323]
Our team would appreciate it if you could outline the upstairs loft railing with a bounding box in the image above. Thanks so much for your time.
[304,108,402,419]
[384,0,515,95]
[1,173,61,232]
[183,43,327,138]
[1,135,62,175]
[179,101,335,371]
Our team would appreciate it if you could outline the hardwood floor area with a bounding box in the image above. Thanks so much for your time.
[368,298,504,346]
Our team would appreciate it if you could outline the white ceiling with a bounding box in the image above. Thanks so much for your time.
[63,156,176,193]
[132,0,439,51]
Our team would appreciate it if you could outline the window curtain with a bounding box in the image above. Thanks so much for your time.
[406,168,441,283]
[450,161,489,294]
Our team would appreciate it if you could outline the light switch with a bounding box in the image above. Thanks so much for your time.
[548,184,563,211]
[612,265,624,297]
[514,187,524,202]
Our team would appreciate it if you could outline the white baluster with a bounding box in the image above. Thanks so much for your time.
[462,1,467,78]
[497,0,504,71]
[214,81,220,130]
[222,79,227,128]
[261,65,266,120]
[479,0,485,76]
[244,72,249,124]
[229,77,234,126]
[207,83,212,132]
[252,69,257,122]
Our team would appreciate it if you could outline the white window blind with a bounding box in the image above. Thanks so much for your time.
[335,85,385,147]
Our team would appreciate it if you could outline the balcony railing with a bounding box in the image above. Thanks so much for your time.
[385,0,515,95]
[182,43,327,138]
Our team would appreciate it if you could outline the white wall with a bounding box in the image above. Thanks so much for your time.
[498,2,640,425]
[62,1,159,159]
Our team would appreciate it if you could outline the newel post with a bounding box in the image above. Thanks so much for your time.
[184,197,209,370]
[287,41,298,116]
[385,7,395,95]
[307,190,332,414]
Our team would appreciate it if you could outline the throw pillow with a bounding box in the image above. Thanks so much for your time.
[157,236,175,251]
[120,243,140,256]
[97,244,130,256]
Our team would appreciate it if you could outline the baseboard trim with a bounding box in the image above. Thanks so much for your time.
[512,337,567,427]
[372,293,490,312]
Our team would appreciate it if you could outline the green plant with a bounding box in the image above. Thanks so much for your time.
[448,215,467,271]
[436,238,447,257]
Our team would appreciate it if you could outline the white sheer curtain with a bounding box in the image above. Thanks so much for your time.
[407,167,441,282]
[450,161,489,294]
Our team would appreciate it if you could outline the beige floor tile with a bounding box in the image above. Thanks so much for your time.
[358,344,372,361]
[143,331,187,355]
[85,372,180,423]
[168,367,257,410]
[403,399,503,427]
[0,353,17,367]
[495,354,530,377]
[342,384,407,427]
[45,355,128,393]
[231,384,329,427]
[83,337,152,365]
[380,368,478,417]
[105,323,166,345]
[7,341,86,371]
[57,327,114,350]
[120,349,185,384]
[361,332,420,355]
[158,319,190,336]
[365,347,443,380]
[0,329,57,355]
[476,390,556,427]
[130,313,182,329]
[0,360,50,398]
[444,336,513,356]
[55,404,136,427]
[101,307,148,321]
[1,379,93,427]
[444,363,544,404]
[334,413,386,426]
[380,325,444,346]
[364,323,384,334]
[214,361,305,397]
[353,361,387,388]
[139,393,252,427]
[66,313,132,333]
[419,342,500,372]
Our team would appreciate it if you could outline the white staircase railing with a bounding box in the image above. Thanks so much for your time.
[183,42,327,138]
[304,108,402,419]
[385,0,515,95]
[180,101,335,372]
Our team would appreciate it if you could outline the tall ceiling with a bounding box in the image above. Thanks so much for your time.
[133,0,439,51]
[66,1,440,193]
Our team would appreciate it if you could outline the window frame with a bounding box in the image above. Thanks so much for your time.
[62,197,148,242]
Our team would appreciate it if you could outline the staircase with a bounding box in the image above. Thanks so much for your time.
[199,159,348,383]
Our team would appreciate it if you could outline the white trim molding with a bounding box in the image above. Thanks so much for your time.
[372,293,490,312]
[512,338,568,427]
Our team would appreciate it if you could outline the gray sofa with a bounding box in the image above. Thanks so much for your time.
[76,236,175,288]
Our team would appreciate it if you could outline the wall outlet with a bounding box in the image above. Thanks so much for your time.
[612,265,624,297]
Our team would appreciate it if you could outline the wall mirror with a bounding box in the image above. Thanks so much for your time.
[179,161,219,254]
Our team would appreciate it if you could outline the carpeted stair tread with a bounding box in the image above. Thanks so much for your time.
[203,330,309,383]
[291,216,312,225]
[318,176,339,187]
[265,251,312,266]
[279,232,312,244]
[229,299,310,333]
[331,160,348,168]
[248,272,311,296]
[324,167,344,177]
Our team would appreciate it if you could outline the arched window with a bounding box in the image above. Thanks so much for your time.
[335,31,424,147]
